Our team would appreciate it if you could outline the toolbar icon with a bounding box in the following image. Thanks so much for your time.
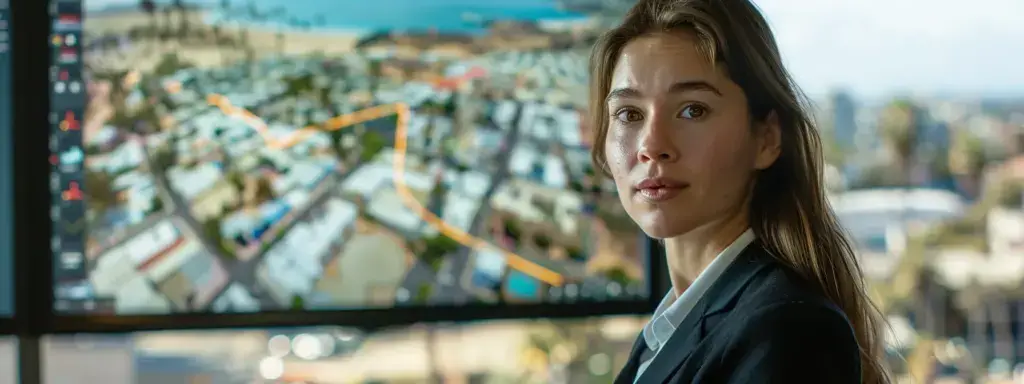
[58,48,78,64]
[60,252,84,269]
[59,147,83,169]
[59,111,80,131]
[61,181,83,201]
[63,217,85,234]
[55,14,81,31]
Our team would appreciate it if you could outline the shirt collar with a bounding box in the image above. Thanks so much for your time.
[642,228,756,352]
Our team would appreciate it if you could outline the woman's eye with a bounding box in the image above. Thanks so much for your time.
[615,109,643,122]
[679,104,708,119]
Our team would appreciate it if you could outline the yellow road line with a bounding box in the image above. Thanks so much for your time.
[204,94,566,286]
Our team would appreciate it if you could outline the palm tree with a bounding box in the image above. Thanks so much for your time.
[161,5,174,41]
[949,128,987,198]
[878,99,918,186]
[138,0,157,36]
[172,0,189,41]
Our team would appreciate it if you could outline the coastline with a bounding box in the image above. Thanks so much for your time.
[83,10,367,71]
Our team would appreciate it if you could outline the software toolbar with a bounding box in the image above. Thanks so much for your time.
[49,0,109,312]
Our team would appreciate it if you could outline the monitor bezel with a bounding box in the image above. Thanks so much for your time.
[13,0,663,334]
[0,319,12,334]
[0,0,18,335]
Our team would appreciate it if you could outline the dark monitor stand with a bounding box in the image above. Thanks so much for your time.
[11,0,48,381]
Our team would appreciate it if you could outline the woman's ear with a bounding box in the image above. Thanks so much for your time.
[754,111,782,170]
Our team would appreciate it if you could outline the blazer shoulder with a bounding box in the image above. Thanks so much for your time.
[726,257,859,353]
[736,254,841,313]
[737,299,856,341]
[716,300,862,382]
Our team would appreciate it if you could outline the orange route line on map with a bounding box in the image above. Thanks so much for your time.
[200,92,566,287]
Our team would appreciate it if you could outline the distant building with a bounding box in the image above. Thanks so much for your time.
[918,250,1024,366]
[830,188,965,255]
[829,90,858,146]
[989,208,1024,256]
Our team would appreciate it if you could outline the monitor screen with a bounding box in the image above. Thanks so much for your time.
[51,0,649,317]
[0,0,11,317]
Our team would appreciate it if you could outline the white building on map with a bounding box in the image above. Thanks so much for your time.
[508,142,569,189]
[257,198,358,306]
[490,179,583,237]
[90,219,180,314]
[340,156,438,234]
[470,247,507,289]
[167,163,222,201]
[89,218,231,313]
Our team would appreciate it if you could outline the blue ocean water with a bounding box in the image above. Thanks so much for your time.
[181,0,587,35]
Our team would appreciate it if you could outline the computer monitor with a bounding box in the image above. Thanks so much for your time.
[49,0,655,332]
[0,0,12,319]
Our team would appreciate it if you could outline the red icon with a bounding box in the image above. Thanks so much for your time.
[58,14,81,24]
[59,111,79,131]
[60,70,69,81]
[49,154,58,165]
[62,182,82,201]
[59,48,78,63]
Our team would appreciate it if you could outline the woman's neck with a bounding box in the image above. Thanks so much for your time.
[663,210,751,297]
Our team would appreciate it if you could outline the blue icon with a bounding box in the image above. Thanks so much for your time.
[60,146,83,167]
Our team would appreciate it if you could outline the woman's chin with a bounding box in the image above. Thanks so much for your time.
[639,220,691,240]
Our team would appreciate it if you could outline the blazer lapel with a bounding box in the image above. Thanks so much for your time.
[613,332,649,384]
[635,242,772,384]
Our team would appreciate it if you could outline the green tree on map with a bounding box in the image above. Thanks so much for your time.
[359,132,386,162]
[420,235,459,272]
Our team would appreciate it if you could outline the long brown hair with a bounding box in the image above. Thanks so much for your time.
[588,0,891,382]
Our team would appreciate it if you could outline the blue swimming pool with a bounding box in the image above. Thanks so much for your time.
[506,270,540,299]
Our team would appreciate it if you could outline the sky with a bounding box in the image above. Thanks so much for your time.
[83,0,1024,99]
[755,0,1024,99]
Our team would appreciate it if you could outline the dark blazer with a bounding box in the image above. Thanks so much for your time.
[616,241,862,384]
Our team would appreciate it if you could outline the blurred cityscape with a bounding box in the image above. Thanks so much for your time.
[22,0,1024,383]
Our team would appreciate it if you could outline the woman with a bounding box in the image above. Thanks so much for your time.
[592,0,891,383]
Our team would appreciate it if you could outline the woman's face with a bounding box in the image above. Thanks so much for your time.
[603,32,780,239]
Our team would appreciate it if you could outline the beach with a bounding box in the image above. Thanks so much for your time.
[83,10,364,71]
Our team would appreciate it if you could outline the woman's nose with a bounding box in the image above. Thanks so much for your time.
[636,124,679,164]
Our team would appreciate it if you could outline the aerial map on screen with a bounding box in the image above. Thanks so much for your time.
[51,0,646,315]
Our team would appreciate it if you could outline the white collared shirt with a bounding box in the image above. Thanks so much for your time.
[633,228,756,383]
